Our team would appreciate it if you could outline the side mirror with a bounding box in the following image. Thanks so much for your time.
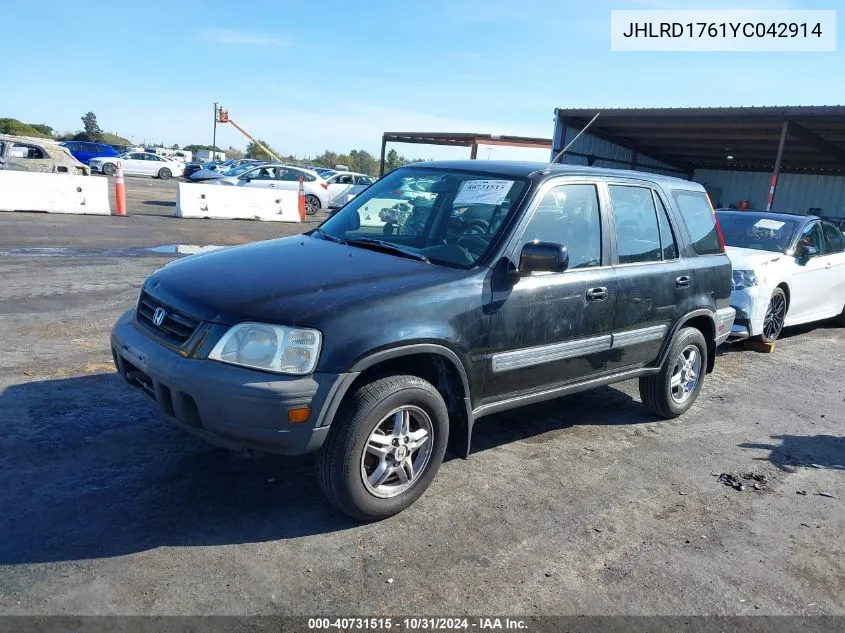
[334,211,360,232]
[797,245,818,260]
[518,242,569,275]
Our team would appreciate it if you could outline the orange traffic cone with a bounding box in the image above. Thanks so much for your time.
[114,159,126,216]
[298,176,306,222]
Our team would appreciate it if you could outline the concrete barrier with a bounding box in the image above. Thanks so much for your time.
[0,171,111,215]
[175,183,301,222]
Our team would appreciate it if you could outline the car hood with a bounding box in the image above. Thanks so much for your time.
[143,235,463,326]
[725,246,786,271]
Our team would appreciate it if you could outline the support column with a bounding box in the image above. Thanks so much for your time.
[766,120,789,211]
[379,136,387,178]
[470,142,478,159]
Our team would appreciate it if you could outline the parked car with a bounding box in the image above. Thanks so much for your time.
[60,140,118,165]
[89,152,185,179]
[717,210,845,342]
[182,162,204,179]
[110,161,734,520]
[325,171,376,208]
[0,134,89,175]
[311,167,338,179]
[214,164,330,215]
[189,159,262,182]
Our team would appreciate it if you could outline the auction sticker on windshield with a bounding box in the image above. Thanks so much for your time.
[755,219,786,230]
[454,180,513,206]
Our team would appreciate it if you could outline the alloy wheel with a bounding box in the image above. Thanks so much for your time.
[670,344,702,404]
[360,406,433,499]
[763,292,786,341]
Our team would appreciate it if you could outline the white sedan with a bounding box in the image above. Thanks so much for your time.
[717,210,845,342]
[214,164,330,215]
[89,152,185,180]
[325,171,376,208]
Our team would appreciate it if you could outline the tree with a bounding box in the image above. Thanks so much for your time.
[30,123,53,136]
[346,149,378,175]
[245,139,278,161]
[0,118,53,138]
[384,148,406,173]
[99,132,132,146]
[226,146,245,159]
[183,144,223,153]
[81,112,102,141]
[170,143,180,150]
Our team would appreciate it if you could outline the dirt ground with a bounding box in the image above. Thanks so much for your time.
[0,200,842,617]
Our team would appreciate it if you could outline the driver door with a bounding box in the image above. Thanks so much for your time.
[483,181,616,401]
[120,153,147,175]
[328,173,355,206]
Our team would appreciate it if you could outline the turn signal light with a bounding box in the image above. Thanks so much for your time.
[288,407,311,424]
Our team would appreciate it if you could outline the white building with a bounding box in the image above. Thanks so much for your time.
[196,150,226,163]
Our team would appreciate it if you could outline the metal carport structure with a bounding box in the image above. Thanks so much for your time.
[553,106,845,211]
[379,132,552,177]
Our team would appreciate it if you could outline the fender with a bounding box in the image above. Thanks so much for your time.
[323,343,476,459]
[656,308,717,373]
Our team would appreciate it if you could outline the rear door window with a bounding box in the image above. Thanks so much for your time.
[609,184,662,264]
[821,222,845,254]
[654,194,678,260]
[672,190,722,255]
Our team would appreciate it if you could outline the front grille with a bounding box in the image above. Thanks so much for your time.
[136,292,200,347]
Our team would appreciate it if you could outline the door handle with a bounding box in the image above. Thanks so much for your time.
[675,275,691,288]
[586,287,608,301]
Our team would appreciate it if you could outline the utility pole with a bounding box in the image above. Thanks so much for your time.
[212,102,219,161]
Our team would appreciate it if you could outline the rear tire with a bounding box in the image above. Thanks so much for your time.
[639,327,707,419]
[102,163,115,176]
[305,195,320,216]
[316,375,449,521]
[158,168,172,180]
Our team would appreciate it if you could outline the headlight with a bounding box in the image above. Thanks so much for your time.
[732,270,759,290]
[208,323,322,375]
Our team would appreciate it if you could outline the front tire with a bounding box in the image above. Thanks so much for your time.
[158,167,172,180]
[316,375,449,521]
[639,327,707,419]
[305,194,320,216]
[758,287,787,342]
[102,163,115,176]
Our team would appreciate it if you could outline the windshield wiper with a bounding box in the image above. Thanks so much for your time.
[313,228,347,245]
[345,238,430,263]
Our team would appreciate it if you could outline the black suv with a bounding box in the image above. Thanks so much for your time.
[111,161,735,519]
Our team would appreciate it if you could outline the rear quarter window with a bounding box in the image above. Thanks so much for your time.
[672,190,722,255]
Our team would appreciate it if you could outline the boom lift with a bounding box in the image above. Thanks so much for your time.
[217,109,281,163]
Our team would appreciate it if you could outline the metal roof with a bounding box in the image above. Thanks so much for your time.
[382,132,552,150]
[555,106,845,175]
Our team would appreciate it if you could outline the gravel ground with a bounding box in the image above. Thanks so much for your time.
[0,207,842,617]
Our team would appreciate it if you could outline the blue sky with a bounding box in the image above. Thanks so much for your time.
[3,0,842,160]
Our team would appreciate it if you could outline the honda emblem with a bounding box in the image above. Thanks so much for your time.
[152,307,167,327]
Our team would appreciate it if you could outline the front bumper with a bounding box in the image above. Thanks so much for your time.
[110,310,355,455]
[727,286,767,340]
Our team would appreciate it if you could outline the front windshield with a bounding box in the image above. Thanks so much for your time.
[716,212,799,253]
[317,168,529,268]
